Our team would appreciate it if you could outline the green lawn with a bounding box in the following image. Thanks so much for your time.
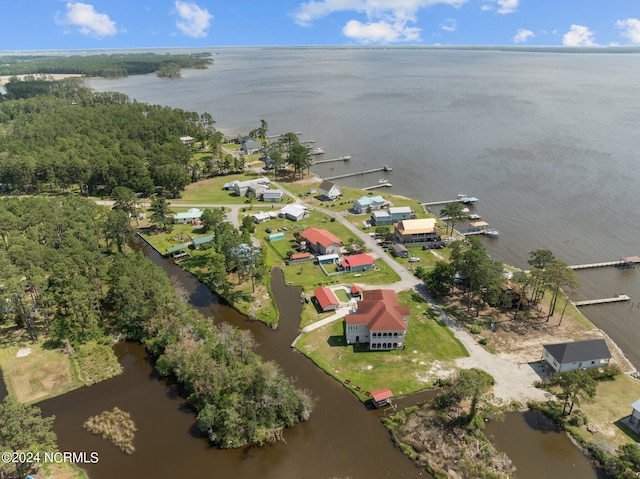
[295,291,468,401]
[569,374,640,448]
[170,172,279,205]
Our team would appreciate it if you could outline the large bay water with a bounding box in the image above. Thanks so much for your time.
[90,46,640,368]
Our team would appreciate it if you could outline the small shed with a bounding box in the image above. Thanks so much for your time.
[629,399,640,431]
[371,388,394,408]
[166,243,188,256]
[391,244,409,258]
[192,235,214,249]
[290,252,312,261]
[316,253,339,265]
[314,287,340,312]
[350,285,363,299]
[268,232,286,242]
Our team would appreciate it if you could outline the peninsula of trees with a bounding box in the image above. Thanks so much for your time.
[0,52,213,78]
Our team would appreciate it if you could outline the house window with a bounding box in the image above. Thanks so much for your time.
[393,342,398,348]
[394,332,398,337]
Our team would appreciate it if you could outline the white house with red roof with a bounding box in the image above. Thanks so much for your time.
[345,290,409,350]
[340,253,375,272]
[313,287,340,312]
[300,228,343,255]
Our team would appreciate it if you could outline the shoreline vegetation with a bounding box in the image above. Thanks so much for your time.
[0,67,639,477]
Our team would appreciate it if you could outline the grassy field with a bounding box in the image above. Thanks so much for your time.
[0,341,121,403]
[295,291,468,401]
[569,374,640,449]
[170,172,282,205]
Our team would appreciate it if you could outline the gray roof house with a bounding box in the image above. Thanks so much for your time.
[240,137,262,155]
[542,339,612,373]
[319,180,341,201]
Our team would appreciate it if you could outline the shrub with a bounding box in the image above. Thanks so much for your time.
[469,325,482,335]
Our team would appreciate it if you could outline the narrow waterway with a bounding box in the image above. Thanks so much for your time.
[36,241,601,479]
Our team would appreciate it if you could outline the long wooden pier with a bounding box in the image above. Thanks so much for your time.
[572,294,631,306]
[313,155,351,165]
[569,256,640,270]
[362,183,392,190]
[324,166,392,181]
[421,195,479,207]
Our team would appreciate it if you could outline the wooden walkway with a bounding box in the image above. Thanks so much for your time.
[421,195,479,207]
[324,166,392,181]
[313,155,351,165]
[569,257,640,270]
[362,183,392,190]
[572,294,631,306]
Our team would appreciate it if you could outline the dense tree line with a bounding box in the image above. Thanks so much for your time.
[0,78,218,197]
[0,52,212,77]
[0,196,313,448]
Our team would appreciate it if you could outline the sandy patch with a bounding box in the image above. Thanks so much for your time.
[16,348,32,357]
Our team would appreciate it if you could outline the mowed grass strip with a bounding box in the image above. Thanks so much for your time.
[0,341,123,403]
[0,344,80,403]
[295,291,468,400]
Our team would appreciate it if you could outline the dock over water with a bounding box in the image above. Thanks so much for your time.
[324,165,392,181]
[421,194,479,207]
[313,155,351,165]
[569,256,640,270]
[573,294,631,306]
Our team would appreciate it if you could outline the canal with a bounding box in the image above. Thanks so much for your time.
[36,241,601,479]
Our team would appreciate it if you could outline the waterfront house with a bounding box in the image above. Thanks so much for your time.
[394,218,439,245]
[319,180,342,201]
[262,189,284,202]
[629,399,640,432]
[240,137,262,155]
[371,210,392,226]
[340,253,375,272]
[301,228,342,255]
[174,208,203,224]
[388,206,413,222]
[280,204,309,221]
[353,195,388,214]
[345,290,409,350]
[541,339,612,373]
[314,287,340,312]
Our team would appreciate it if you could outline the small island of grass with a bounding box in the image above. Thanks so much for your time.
[84,407,137,454]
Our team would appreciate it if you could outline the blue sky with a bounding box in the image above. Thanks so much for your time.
[1,1,640,50]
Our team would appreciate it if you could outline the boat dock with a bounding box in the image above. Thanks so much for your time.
[324,165,392,181]
[569,256,640,270]
[313,155,352,165]
[362,183,392,190]
[572,294,631,306]
[266,131,302,139]
[422,194,479,207]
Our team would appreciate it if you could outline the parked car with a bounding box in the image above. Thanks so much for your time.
[409,257,420,262]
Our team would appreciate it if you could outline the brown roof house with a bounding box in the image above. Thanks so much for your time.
[345,290,409,350]
[394,218,439,244]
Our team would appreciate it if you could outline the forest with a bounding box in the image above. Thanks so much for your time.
[0,77,223,196]
[0,195,312,448]
[0,52,212,77]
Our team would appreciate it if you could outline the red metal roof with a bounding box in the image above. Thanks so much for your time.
[345,289,409,331]
[301,228,342,249]
[371,388,393,402]
[351,285,363,295]
[340,253,375,269]
[291,252,311,260]
[313,287,340,311]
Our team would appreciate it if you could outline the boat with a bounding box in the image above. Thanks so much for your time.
[311,147,325,155]
[467,213,481,220]
[383,165,393,171]
[485,229,500,238]
[378,179,388,184]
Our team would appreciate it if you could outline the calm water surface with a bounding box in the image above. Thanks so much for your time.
[90,47,640,368]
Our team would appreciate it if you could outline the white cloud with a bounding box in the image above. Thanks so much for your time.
[481,0,519,15]
[293,0,467,43]
[616,18,640,44]
[513,28,534,43]
[343,19,421,43]
[562,24,596,46]
[441,18,457,32]
[175,1,213,38]
[56,2,117,38]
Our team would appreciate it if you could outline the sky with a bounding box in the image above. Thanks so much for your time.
[1,0,639,50]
